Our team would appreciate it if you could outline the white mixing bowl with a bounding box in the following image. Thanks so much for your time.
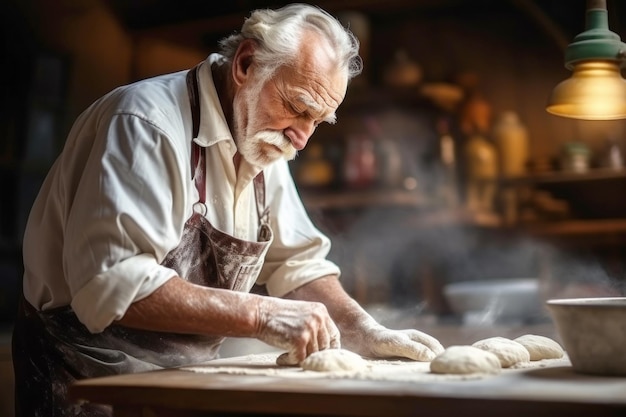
[444,278,544,324]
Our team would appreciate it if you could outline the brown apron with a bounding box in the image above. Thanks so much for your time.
[12,65,273,417]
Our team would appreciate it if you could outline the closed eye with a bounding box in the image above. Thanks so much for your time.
[292,96,337,126]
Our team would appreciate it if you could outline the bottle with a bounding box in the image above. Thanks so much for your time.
[365,117,403,188]
[465,134,498,212]
[343,134,377,188]
[437,119,459,207]
[561,142,590,173]
[602,138,624,170]
[493,111,529,178]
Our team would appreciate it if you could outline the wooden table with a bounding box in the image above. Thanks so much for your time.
[69,353,626,417]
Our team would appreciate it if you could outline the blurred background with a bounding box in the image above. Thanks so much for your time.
[3,1,626,414]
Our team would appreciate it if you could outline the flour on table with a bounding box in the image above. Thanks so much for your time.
[182,353,484,381]
[430,345,501,375]
[182,352,568,382]
[513,334,564,361]
[472,337,530,368]
[301,349,367,372]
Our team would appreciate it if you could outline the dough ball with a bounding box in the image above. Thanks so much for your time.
[430,345,501,375]
[513,334,564,361]
[301,349,367,372]
[472,337,530,368]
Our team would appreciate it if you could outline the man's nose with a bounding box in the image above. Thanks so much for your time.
[285,119,315,150]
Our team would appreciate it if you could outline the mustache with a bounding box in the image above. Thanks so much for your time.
[256,131,297,159]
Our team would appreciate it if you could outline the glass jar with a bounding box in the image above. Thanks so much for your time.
[561,142,590,173]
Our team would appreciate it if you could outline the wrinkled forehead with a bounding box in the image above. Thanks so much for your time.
[283,30,348,103]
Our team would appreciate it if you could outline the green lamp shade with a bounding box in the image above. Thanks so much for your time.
[546,60,626,120]
[546,0,626,120]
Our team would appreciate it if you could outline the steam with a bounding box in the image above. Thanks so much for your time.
[307,108,625,331]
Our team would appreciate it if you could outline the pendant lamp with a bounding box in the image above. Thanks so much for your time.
[546,0,626,120]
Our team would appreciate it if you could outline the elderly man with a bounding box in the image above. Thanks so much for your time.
[13,4,443,416]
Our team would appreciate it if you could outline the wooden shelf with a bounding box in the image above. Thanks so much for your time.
[499,168,626,221]
[500,168,626,186]
[402,208,626,241]
[301,188,427,210]
[519,218,626,235]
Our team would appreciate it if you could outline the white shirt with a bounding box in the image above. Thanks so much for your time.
[22,54,340,333]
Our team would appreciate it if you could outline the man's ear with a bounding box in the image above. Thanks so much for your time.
[232,39,257,87]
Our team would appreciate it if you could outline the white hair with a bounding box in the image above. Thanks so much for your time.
[219,3,362,83]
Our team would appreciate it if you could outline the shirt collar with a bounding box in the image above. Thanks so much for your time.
[193,54,266,188]
[193,54,234,149]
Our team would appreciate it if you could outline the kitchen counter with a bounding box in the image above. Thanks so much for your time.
[70,352,626,417]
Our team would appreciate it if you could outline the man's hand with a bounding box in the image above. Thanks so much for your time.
[282,275,445,363]
[346,324,445,361]
[254,296,341,365]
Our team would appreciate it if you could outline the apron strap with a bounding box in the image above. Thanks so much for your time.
[254,173,268,223]
[186,65,201,139]
[186,62,270,237]
[186,64,205,204]
[254,172,271,241]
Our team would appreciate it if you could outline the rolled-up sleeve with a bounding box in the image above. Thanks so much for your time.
[66,113,191,332]
[257,161,341,297]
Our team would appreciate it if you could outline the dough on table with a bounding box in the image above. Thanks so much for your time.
[300,349,367,372]
[513,334,565,361]
[430,345,501,375]
[472,337,530,368]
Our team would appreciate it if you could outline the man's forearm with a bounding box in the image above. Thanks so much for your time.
[283,275,379,348]
[118,276,341,360]
[117,276,260,337]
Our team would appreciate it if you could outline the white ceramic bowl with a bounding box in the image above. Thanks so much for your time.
[546,297,626,376]
[443,278,543,324]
